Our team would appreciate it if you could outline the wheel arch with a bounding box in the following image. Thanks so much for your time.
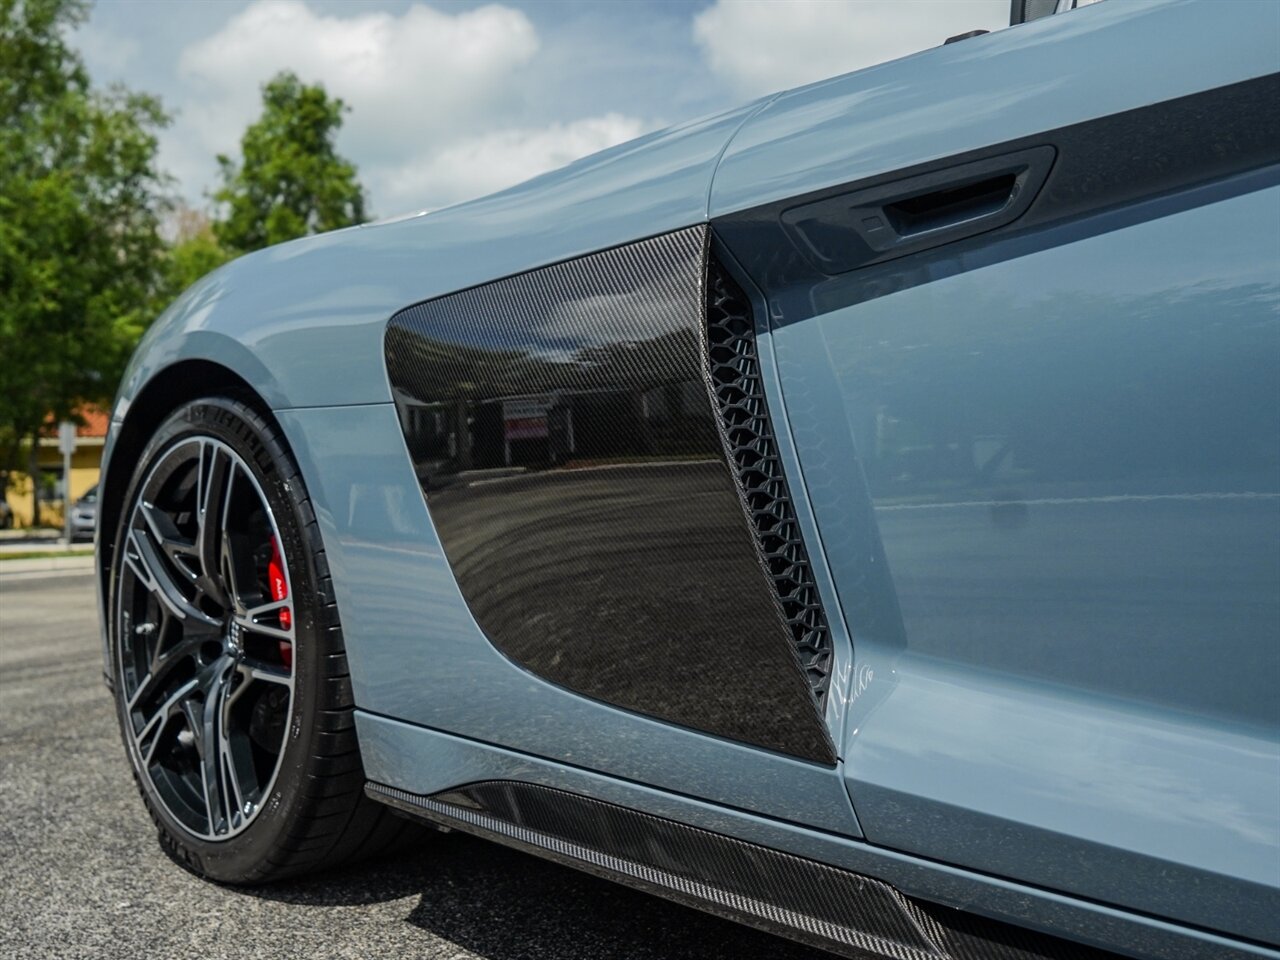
[96,359,277,629]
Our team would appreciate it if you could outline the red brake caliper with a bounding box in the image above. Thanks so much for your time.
[268,536,293,668]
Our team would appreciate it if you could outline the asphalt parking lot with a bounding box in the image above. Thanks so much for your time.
[0,570,831,960]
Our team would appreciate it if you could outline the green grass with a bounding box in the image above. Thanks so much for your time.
[0,549,94,561]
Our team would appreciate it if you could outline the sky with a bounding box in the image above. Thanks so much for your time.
[74,0,1010,217]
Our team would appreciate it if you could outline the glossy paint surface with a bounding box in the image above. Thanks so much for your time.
[385,227,832,760]
[274,403,860,835]
[113,101,766,417]
[356,713,1280,960]
[711,0,1280,216]
[715,76,1280,334]
[770,187,1280,941]
[95,0,1280,952]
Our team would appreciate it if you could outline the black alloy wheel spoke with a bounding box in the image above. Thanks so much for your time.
[125,520,219,629]
[136,678,200,767]
[235,598,294,643]
[118,437,296,841]
[126,632,208,715]
[196,443,235,609]
[197,666,235,834]
[237,654,293,688]
[137,500,203,594]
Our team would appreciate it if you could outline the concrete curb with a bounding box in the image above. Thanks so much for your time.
[0,543,71,555]
[0,555,95,576]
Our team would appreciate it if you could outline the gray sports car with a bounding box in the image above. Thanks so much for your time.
[97,2,1279,958]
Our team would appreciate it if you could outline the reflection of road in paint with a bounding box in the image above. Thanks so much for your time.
[874,495,1280,727]
[875,491,1280,511]
[427,460,834,759]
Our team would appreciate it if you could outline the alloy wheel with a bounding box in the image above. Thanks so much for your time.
[115,436,296,841]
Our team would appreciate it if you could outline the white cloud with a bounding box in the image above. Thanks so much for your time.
[379,113,649,213]
[693,0,1009,97]
[166,0,545,212]
[73,20,142,77]
[77,0,1022,219]
[178,0,538,153]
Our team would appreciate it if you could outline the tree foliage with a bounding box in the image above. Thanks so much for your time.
[0,0,170,480]
[213,71,366,253]
[0,8,370,510]
[163,206,232,301]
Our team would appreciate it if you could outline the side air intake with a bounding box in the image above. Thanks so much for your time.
[384,227,834,763]
[705,256,835,707]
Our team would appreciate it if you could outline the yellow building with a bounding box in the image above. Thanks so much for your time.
[3,408,107,528]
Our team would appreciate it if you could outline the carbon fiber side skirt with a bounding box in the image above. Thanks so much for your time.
[366,780,1119,960]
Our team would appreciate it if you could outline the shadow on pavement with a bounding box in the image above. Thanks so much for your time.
[248,827,832,959]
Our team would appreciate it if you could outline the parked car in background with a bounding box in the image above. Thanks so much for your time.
[70,484,97,541]
[94,2,1279,958]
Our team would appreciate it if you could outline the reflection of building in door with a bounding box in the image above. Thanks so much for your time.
[398,380,716,484]
[548,404,574,464]
[502,396,555,466]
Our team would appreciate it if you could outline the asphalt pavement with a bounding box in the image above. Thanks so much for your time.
[0,571,830,960]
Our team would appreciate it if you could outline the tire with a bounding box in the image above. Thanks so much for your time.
[108,396,409,883]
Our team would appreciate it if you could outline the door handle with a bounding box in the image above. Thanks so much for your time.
[781,145,1056,274]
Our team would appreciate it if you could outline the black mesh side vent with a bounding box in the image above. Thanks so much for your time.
[705,257,834,707]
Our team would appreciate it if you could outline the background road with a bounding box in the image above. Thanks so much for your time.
[0,571,829,960]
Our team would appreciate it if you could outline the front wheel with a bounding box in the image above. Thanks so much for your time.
[108,397,407,882]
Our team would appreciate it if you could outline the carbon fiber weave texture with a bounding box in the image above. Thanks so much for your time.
[705,258,835,706]
[370,780,1125,960]
[385,227,833,762]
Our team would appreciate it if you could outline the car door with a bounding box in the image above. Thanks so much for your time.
[709,0,1279,946]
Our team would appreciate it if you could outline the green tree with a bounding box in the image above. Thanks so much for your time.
[163,206,232,301]
[213,71,366,253]
[0,0,170,518]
